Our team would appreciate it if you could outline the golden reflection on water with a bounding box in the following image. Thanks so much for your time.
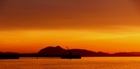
[0,57,140,69]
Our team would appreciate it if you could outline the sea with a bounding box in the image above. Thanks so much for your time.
[0,57,140,69]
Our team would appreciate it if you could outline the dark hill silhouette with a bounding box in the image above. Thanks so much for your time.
[38,46,109,57]
[2,46,140,59]
[38,46,66,55]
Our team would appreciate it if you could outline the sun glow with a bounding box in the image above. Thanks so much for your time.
[0,27,140,53]
[0,0,140,53]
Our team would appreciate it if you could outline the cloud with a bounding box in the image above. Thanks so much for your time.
[0,0,140,30]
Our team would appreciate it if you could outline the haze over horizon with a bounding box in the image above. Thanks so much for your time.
[0,0,140,53]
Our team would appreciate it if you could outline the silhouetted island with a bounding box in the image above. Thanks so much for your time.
[38,46,81,59]
[38,46,109,57]
[1,46,140,59]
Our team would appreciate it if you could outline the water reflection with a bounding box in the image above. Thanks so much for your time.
[0,57,140,69]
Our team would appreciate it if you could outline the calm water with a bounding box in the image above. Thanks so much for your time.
[0,57,140,69]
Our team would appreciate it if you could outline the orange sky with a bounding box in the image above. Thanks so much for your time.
[0,0,140,53]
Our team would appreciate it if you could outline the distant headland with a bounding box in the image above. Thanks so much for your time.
[35,46,140,57]
[1,46,140,59]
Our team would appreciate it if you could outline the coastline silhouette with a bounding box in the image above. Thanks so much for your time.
[1,46,140,59]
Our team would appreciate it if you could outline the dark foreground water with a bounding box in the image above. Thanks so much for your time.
[0,57,140,69]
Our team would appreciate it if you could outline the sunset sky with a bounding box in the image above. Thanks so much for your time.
[0,0,140,53]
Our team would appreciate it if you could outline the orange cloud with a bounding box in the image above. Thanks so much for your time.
[0,0,140,53]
